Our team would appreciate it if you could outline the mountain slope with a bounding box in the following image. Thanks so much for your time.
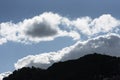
[3,53,120,80]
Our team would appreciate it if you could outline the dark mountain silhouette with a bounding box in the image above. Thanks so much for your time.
[3,53,120,80]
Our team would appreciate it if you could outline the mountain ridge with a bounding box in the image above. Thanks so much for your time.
[3,53,120,80]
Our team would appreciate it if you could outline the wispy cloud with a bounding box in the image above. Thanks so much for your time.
[0,12,120,45]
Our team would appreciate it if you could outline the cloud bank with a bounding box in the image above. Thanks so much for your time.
[15,33,120,69]
[0,12,120,45]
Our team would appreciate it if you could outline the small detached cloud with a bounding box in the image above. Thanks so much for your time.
[14,33,120,70]
[0,12,120,45]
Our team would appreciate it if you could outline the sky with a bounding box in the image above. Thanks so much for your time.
[0,0,120,79]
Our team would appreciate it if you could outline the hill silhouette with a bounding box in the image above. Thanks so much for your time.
[3,53,120,80]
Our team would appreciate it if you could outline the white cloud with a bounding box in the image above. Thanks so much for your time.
[0,72,12,80]
[90,14,120,34]
[0,12,81,45]
[61,33,120,61]
[14,33,120,70]
[71,17,92,35]
[0,12,120,45]
[70,14,120,36]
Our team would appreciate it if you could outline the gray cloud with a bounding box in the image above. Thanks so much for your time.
[25,21,58,38]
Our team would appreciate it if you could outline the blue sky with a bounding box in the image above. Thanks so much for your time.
[0,0,120,22]
[0,0,120,74]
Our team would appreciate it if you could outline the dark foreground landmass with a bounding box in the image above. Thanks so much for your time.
[3,53,120,80]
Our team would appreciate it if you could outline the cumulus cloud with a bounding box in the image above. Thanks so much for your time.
[25,22,58,38]
[90,14,120,34]
[0,72,12,80]
[61,33,120,61]
[15,33,120,69]
[22,12,61,38]
[0,12,80,45]
[71,14,120,35]
[0,12,120,45]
